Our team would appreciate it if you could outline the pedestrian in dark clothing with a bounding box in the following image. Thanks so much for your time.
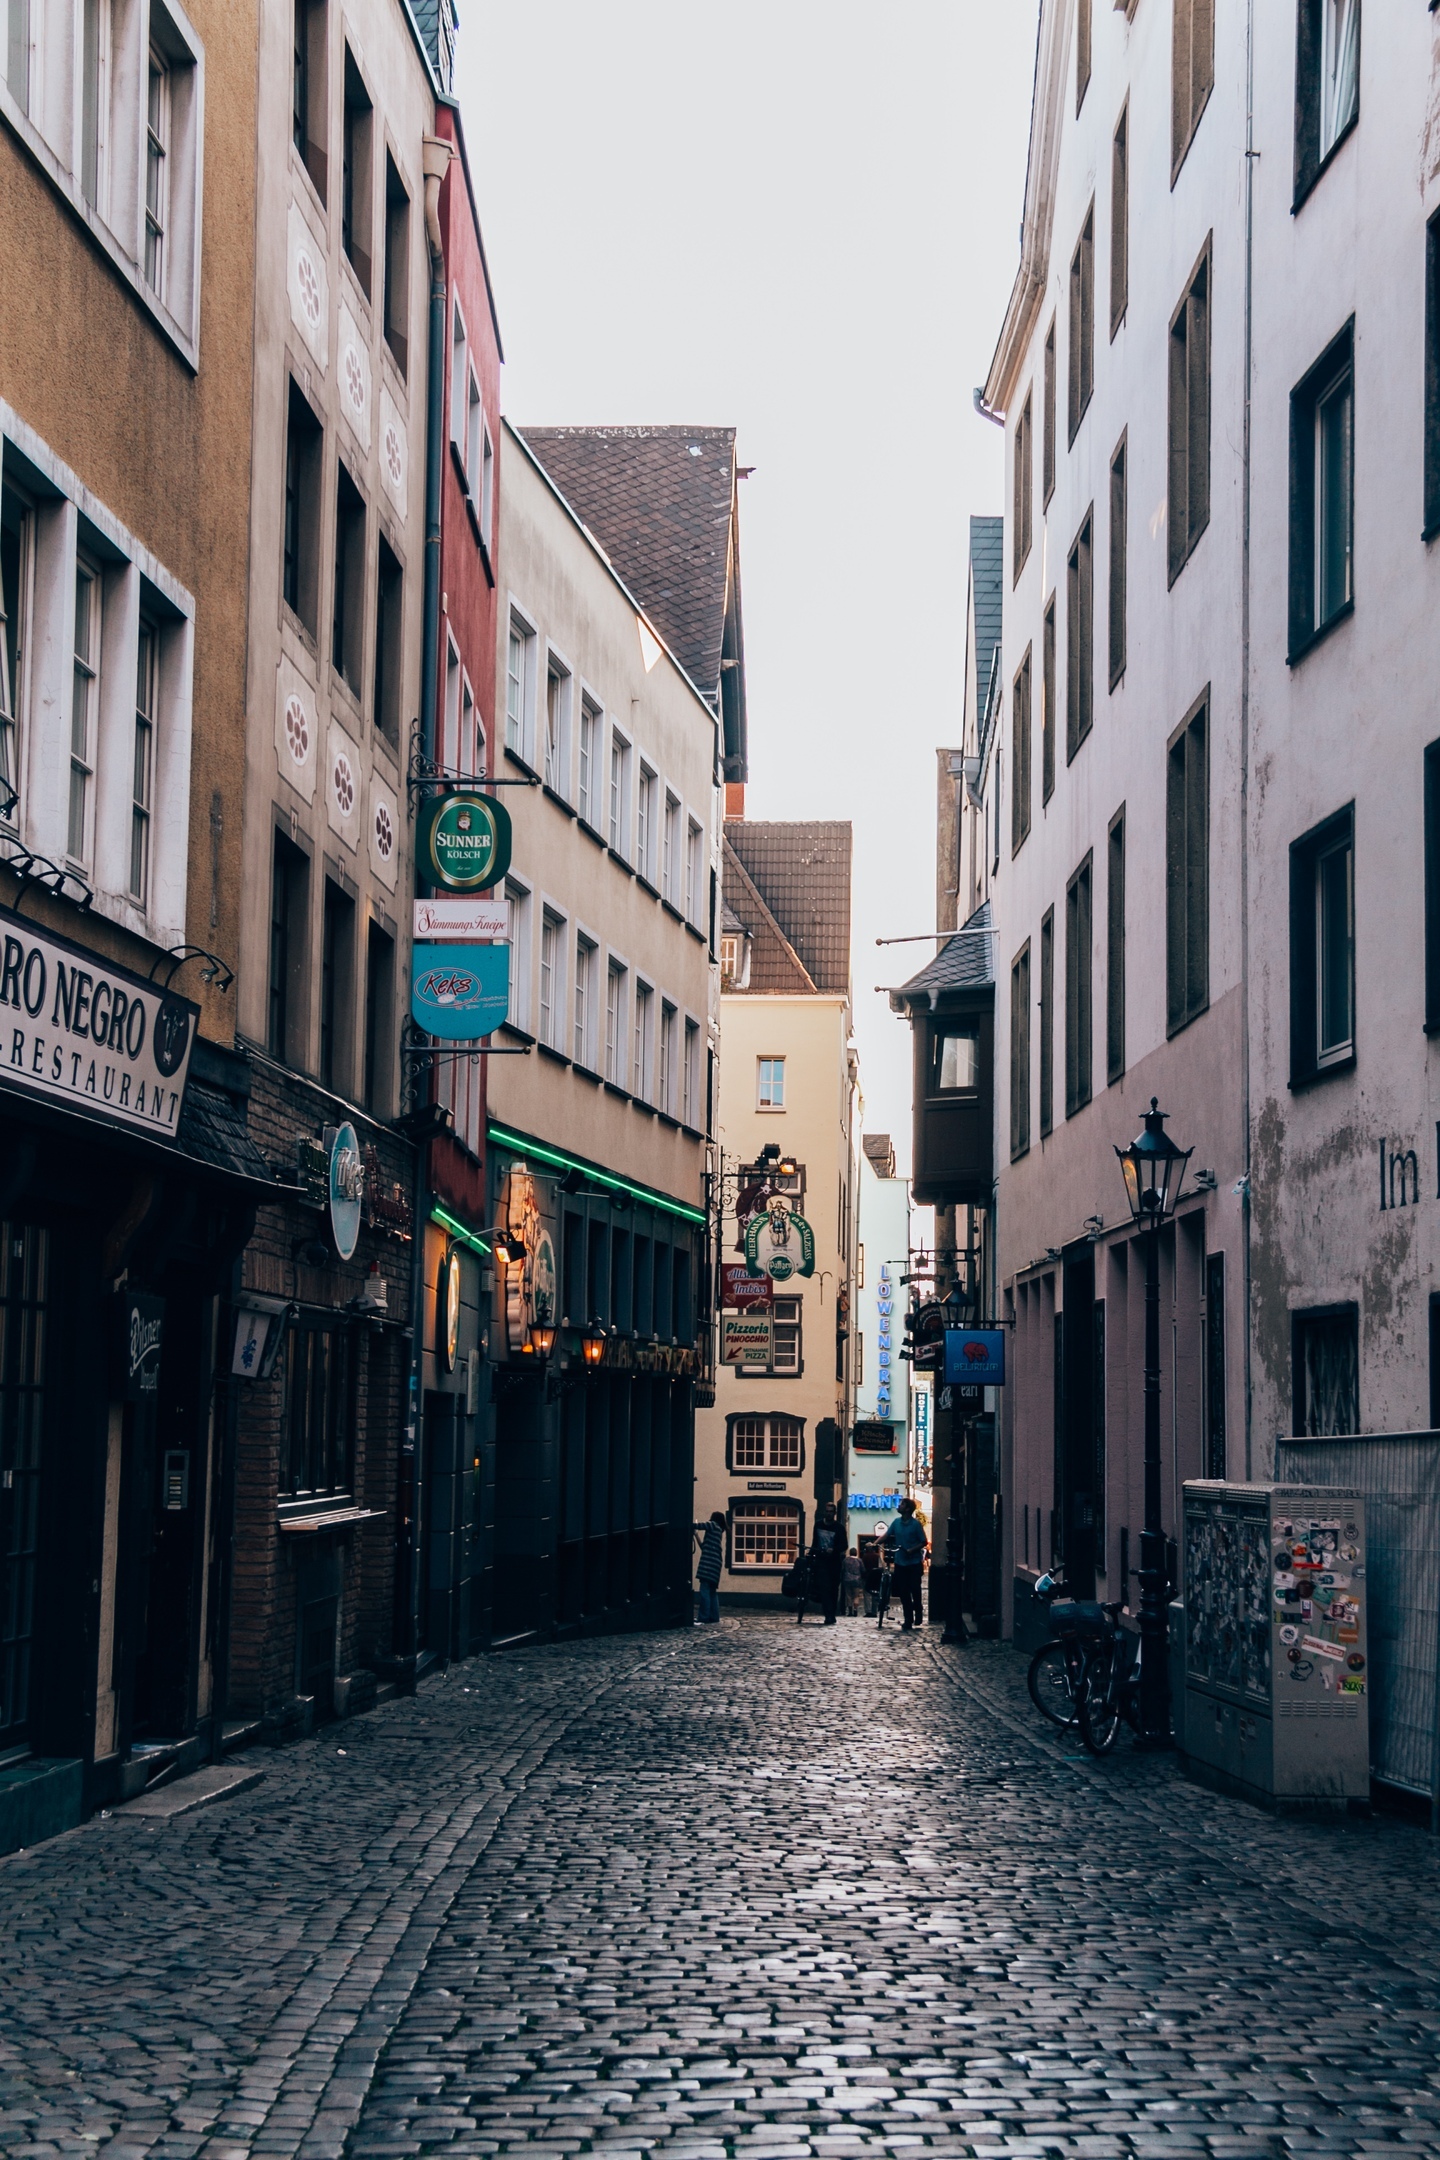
[883,1498,928,1632]
[804,1503,845,1626]
[694,1510,725,1623]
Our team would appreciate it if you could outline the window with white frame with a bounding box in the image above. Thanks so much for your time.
[450,299,468,454]
[574,933,596,1066]
[479,420,494,550]
[144,43,169,296]
[730,1498,801,1571]
[544,657,571,796]
[506,611,535,761]
[577,695,598,826]
[632,981,653,1101]
[605,958,626,1084]
[608,728,630,854]
[130,616,157,902]
[505,878,531,1031]
[443,636,461,773]
[730,1415,803,1472]
[685,816,703,925]
[461,675,477,778]
[662,790,680,904]
[539,908,563,1050]
[80,0,111,211]
[659,1000,677,1116]
[636,763,656,884]
[0,482,31,826]
[757,1056,785,1112]
[772,1298,802,1374]
[69,556,101,867]
[466,368,483,501]
[682,1017,700,1127]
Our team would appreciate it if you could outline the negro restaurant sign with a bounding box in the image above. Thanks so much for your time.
[0,915,196,1140]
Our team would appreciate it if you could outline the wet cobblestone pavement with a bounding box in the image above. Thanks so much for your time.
[5,1618,1440,2158]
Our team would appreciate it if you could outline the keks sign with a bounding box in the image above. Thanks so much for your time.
[0,915,196,1140]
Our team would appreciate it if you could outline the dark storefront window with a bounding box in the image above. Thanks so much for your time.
[0,1223,46,1753]
[283,1321,355,1498]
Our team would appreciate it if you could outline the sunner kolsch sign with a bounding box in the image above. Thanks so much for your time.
[0,915,197,1140]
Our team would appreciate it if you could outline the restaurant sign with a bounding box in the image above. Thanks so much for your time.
[722,1310,773,1364]
[0,915,196,1140]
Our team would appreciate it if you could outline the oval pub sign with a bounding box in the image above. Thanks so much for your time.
[420,792,512,892]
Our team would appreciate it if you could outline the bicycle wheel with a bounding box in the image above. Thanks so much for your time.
[876,1579,891,1629]
[1077,1650,1122,1755]
[1027,1640,1081,1728]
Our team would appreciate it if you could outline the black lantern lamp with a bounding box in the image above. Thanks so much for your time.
[1114,1097,1191,1748]
[580,1319,607,1369]
[528,1317,557,1361]
[1115,1098,1193,1230]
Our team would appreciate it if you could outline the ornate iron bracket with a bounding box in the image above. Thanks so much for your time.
[405,715,541,797]
[149,944,235,992]
[0,837,94,915]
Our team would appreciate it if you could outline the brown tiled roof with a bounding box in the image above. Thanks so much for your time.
[722,840,816,996]
[515,426,737,703]
[724,821,851,998]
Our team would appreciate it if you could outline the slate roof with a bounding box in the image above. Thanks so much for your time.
[888,899,995,1011]
[722,840,816,996]
[724,821,851,998]
[175,1080,276,1187]
[515,427,737,704]
[970,516,1003,727]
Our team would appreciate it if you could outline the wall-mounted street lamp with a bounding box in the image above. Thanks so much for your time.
[527,1317,557,1361]
[1114,1098,1193,1748]
[580,1320,608,1369]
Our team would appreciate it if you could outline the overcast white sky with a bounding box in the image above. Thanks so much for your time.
[459,3,1040,1172]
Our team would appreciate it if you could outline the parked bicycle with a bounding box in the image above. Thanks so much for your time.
[874,1556,894,1630]
[1027,1571,1147,1753]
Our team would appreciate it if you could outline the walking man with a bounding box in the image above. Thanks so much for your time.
[883,1498,928,1633]
[694,1509,725,1623]
[806,1501,846,1626]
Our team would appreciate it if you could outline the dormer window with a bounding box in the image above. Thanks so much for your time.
[720,930,751,989]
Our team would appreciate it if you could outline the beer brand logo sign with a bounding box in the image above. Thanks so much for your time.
[743,1200,814,1280]
[419,792,512,892]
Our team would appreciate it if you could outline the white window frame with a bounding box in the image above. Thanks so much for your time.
[577,691,599,827]
[662,788,680,905]
[544,650,572,798]
[605,954,627,1086]
[69,550,101,868]
[682,1014,701,1128]
[465,365,483,499]
[608,726,631,856]
[0,479,34,831]
[658,999,677,1117]
[505,604,536,764]
[479,416,494,550]
[729,1497,802,1571]
[539,904,565,1051]
[450,294,468,455]
[1319,0,1360,161]
[574,929,597,1068]
[771,1297,802,1375]
[632,977,653,1103]
[443,633,461,775]
[757,1055,786,1112]
[685,815,704,926]
[143,39,169,299]
[636,761,657,885]
[505,875,532,1032]
[130,610,158,902]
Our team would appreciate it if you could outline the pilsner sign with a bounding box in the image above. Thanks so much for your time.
[0,914,196,1140]
[419,792,512,892]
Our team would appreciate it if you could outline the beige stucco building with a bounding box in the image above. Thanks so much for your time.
[694,820,859,1603]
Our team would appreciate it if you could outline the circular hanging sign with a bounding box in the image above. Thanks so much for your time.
[419,792,512,892]
[328,1121,364,1261]
[442,1245,462,1371]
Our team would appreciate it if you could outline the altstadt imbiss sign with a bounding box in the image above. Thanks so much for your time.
[0,917,197,1140]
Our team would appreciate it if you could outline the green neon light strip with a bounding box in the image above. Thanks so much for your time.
[431,1206,491,1258]
[485,1124,707,1226]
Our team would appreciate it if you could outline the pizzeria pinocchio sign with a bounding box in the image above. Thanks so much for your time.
[0,917,196,1140]
[419,792,512,892]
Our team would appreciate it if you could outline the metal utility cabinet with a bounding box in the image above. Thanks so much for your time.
[1181,1482,1369,1810]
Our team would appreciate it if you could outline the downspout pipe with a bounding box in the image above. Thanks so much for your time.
[1240,0,1256,1478]
[398,132,453,1685]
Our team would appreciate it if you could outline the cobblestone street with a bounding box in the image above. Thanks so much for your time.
[5,1618,1440,2159]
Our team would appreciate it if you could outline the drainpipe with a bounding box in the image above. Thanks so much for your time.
[397,132,454,1685]
[1240,0,1256,1477]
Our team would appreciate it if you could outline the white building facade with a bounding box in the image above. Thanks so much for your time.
[979,0,1428,1628]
